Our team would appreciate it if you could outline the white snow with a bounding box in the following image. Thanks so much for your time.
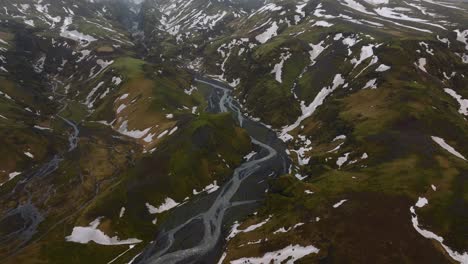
[230,244,319,264]
[342,36,360,56]
[157,130,169,139]
[116,104,127,114]
[8,172,21,181]
[363,0,388,4]
[143,132,155,143]
[184,85,197,95]
[340,0,373,15]
[309,41,328,66]
[66,217,141,245]
[415,58,427,72]
[146,197,179,214]
[24,20,35,27]
[415,197,428,208]
[280,74,345,141]
[351,44,375,68]
[313,21,334,27]
[273,223,305,234]
[193,181,219,195]
[363,78,377,89]
[228,217,271,240]
[34,125,52,131]
[119,207,126,218]
[112,76,123,86]
[454,30,468,50]
[90,59,114,79]
[271,51,292,83]
[431,136,466,161]
[431,184,437,191]
[255,22,278,44]
[117,93,129,101]
[85,81,105,108]
[292,146,313,166]
[375,64,391,72]
[217,252,227,264]
[117,121,151,139]
[168,126,178,135]
[410,200,468,263]
[421,0,462,10]
[333,199,348,208]
[1,172,22,186]
[336,152,350,168]
[444,88,468,116]
[60,16,97,46]
[33,55,46,73]
[193,180,220,195]
[374,7,445,30]
[24,152,34,158]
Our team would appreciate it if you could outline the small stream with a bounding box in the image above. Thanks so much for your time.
[0,110,80,253]
[136,77,290,264]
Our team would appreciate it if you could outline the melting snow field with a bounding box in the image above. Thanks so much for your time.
[309,40,328,66]
[431,136,466,161]
[256,22,278,44]
[351,44,375,68]
[228,217,271,240]
[230,244,319,264]
[415,58,427,72]
[273,223,304,234]
[336,152,350,168]
[280,74,345,141]
[66,217,141,245]
[243,151,257,161]
[271,51,292,83]
[193,181,220,195]
[375,64,391,72]
[117,121,152,139]
[60,16,97,46]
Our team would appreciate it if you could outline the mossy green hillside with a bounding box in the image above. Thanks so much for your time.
[22,113,253,263]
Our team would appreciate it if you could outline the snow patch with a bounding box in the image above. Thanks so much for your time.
[431,136,466,161]
[280,74,345,141]
[333,199,348,208]
[66,217,141,245]
[146,197,179,214]
[256,22,278,44]
[444,88,468,116]
[230,244,319,264]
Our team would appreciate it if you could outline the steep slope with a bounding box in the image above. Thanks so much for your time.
[0,0,467,263]
[138,0,468,263]
[0,1,253,263]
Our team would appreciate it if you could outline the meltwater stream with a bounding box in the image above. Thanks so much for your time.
[136,77,290,264]
[0,109,80,254]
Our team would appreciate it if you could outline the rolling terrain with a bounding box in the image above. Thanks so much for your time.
[0,0,467,263]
